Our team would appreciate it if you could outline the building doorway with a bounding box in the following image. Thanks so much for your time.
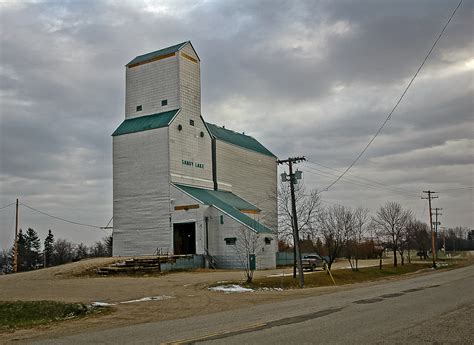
[173,222,196,254]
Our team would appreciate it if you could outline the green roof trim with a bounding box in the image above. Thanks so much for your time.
[206,122,276,158]
[112,109,179,136]
[127,41,189,66]
[173,184,272,234]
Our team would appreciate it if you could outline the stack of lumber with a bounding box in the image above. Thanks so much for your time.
[97,256,175,275]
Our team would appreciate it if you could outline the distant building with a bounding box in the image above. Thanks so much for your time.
[112,41,277,269]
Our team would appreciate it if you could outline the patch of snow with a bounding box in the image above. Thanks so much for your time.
[120,295,174,304]
[208,285,253,293]
[259,287,283,291]
[91,301,116,307]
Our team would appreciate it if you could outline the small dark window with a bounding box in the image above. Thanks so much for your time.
[189,119,195,126]
[224,237,236,245]
[220,215,224,224]
[161,99,168,106]
[265,237,272,245]
[136,105,142,112]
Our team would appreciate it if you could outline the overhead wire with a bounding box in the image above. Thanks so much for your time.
[305,159,416,195]
[436,186,474,192]
[300,165,421,198]
[20,202,103,230]
[0,202,15,211]
[322,0,464,191]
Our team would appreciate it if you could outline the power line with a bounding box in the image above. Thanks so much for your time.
[300,166,420,198]
[20,202,102,229]
[437,186,474,192]
[0,202,15,211]
[305,160,416,195]
[323,0,463,191]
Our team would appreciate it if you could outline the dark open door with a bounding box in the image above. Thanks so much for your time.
[173,222,196,255]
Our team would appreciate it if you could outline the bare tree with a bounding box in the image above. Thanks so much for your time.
[232,226,260,283]
[278,181,320,277]
[318,205,353,270]
[53,238,75,265]
[406,220,430,260]
[278,181,320,243]
[372,202,413,267]
[351,207,370,270]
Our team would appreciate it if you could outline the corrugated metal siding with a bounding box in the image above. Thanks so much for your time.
[113,127,171,256]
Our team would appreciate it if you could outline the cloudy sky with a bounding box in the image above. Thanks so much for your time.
[0,0,472,248]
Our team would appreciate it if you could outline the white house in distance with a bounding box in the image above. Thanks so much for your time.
[112,41,277,269]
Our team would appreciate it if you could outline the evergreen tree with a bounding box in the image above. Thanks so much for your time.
[43,229,54,267]
[1,249,13,274]
[25,228,41,270]
[15,229,27,272]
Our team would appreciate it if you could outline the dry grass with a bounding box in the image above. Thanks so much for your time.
[245,263,434,290]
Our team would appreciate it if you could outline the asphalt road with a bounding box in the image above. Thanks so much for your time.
[26,265,473,344]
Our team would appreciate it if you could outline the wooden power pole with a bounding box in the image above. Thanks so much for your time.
[278,156,305,288]
[422,191,438,268]
[432,207,442,260]
[13,198,19,273]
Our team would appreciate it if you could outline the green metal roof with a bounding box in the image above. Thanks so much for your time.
[206,123,276,158]
[174,184,272,234]
[112,109,179,136]
[127,41,189,66]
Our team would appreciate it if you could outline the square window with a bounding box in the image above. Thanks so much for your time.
[136,105,142,112]
[265,237,272,245]
[161,99,168,106]
[224,237,236,245]
[189,119,195,126]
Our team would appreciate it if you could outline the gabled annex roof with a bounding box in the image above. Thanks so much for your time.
[206,122,276,158]
[127,41,199,67]
[173,183,272,234]
[112,109,179,136]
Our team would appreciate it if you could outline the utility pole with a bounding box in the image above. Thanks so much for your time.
[422,191,438,268]
[13,198,19,273]
[278,156,305,288]
[432,207,442,260]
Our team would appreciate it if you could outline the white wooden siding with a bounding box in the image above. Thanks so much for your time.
[125,55,179,119]
[179,43,201,117]
[170,184,207,254]
[206,208,276,269]
[113,127,171,256]
[169,112,213,188]
[216,140,278,232]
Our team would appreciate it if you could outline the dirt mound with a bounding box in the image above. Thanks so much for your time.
[1,258,126,281]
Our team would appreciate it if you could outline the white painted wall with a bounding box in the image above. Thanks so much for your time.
[215,140,278,232]
[113,127,171,256]
[169,111,214,189]
[125,54,179,119]
[207,208,276,269]
[170,184,207,255]
[179,44,201,117]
